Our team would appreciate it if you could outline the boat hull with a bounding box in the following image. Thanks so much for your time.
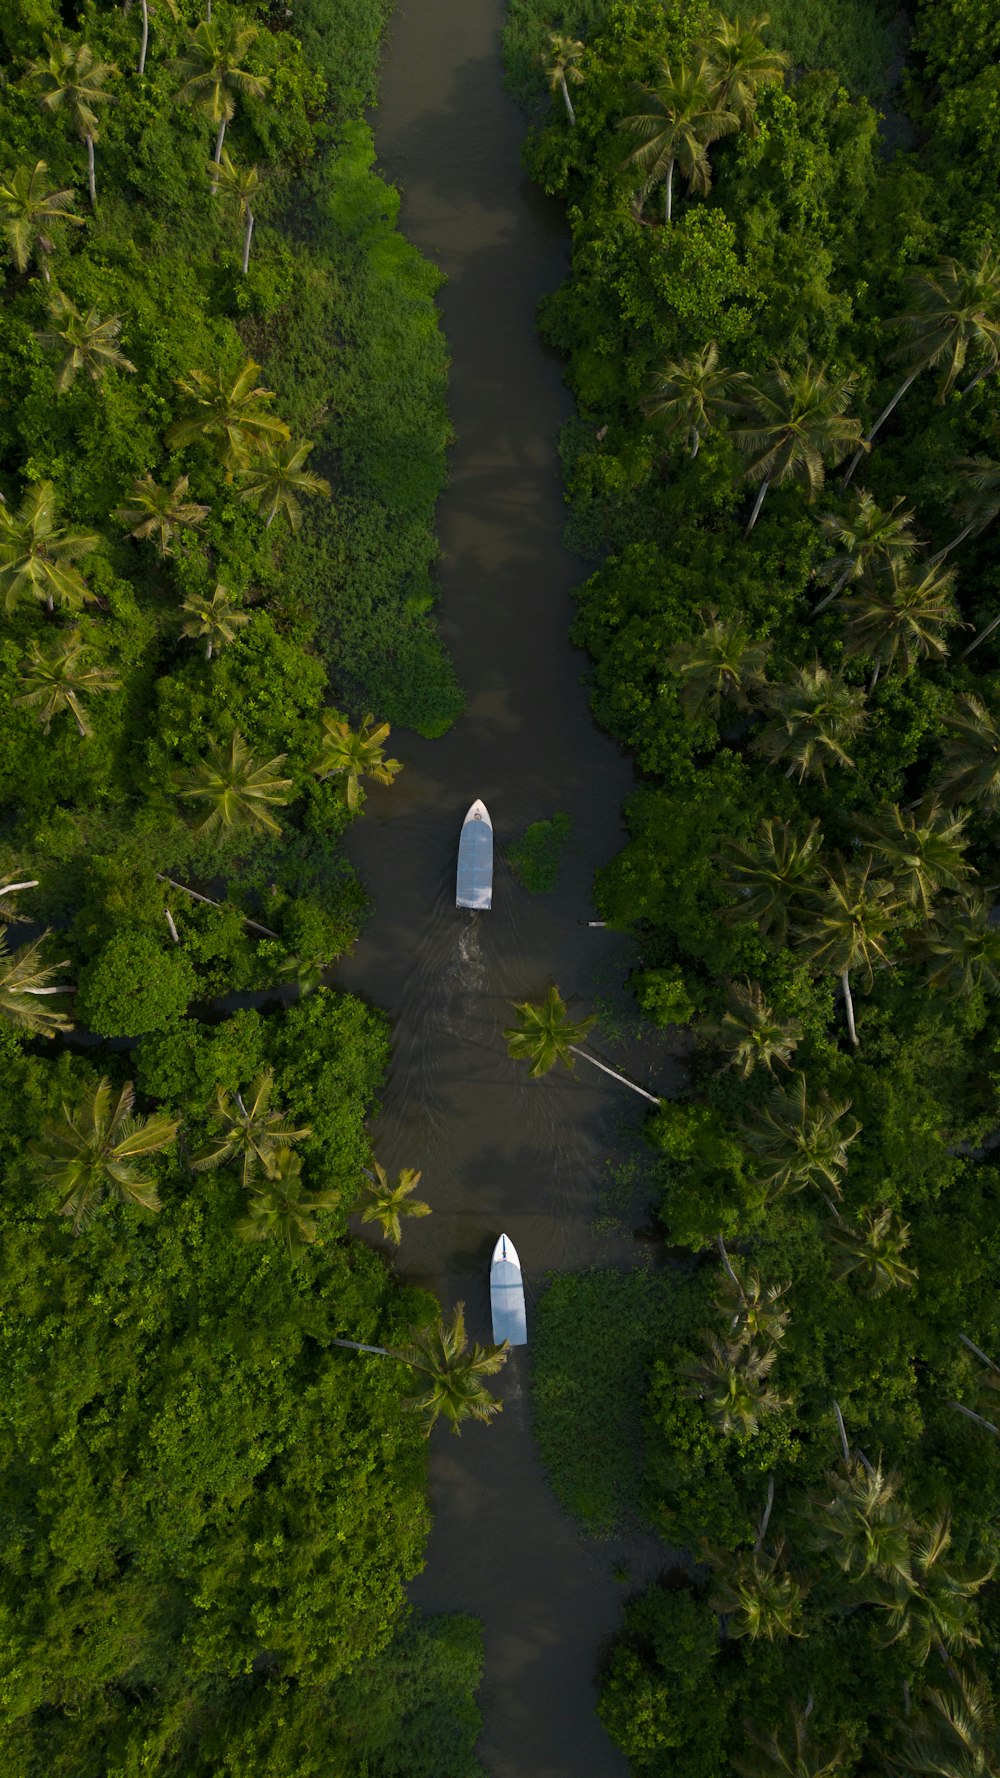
[490,1232,527,1346]
[456,799,493,909]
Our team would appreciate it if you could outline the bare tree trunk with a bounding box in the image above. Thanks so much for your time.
[754,1473,775,1552]
[164,907,180,944]
[744,475,771,537]
[929,519,977,566]
[331,1336,393,1358]
[843,369,921,488]
[959,1332,1000,1375]
[154,872,279,937]
[841,969,859,1046]
[138,0,149,76]
[665,158,674,223]
[206,638,213,660]
[716,1234,742,1293]
[559,73,576,125]
[242,207,254,274]
[812,566,852,615]
[86,134,97,210]
[0,881,39,896]
[950,1400,1000,1437]
[833,1398,850,1464]
[568,1045,661,1104]
[959,610,1000,659]
[961,361,998,397]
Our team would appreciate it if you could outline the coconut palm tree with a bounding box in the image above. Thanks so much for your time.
[932,451,1000,568]
[712,1251,792,1347]
[333,1303,509,1436]
[756,661,867,784]
[0,875,39,929]
[682,1331,787,1437]
[734,360,864,534]
[667,606,770,721]
[813,489,920,613]
[0,160,83,278]
[735,1703,852,1778]
[889,1667,1000,1778]
[15,629,120,737]
[702,979,802,1078]
[191,1069,310,1187]
[36,290,136,391]
[165,360,290,469]
[877,1514,991,1663]
[936,694,1000,809]
[921,893,1000,998]
[27,40,117,210]
[841,560,959,684]
[825,1206,917,1297]
[708,1541,805,1640]
[312,711,402,811]
[173,730,292,838]
[360,1161,432,1246]
[174,18,268,173]
[724,817,824,946]
[0,931,71,1037]
[854,800,972,917]
[180,584,250,659]
[237,1147,339,1260]
[797,854,901,1047]
[542,32,585,125]
[211,148,259,273]
[741,1073,860,1200]
[0,480,98,614]
[642,340,748,458]
[114,473,209,560]
[504,984,660,1102]
[809,1458,915,1591]
[709,12,788,130]
[31,1077,179,1231]
[236,438,331,531]
[619,57,737,223]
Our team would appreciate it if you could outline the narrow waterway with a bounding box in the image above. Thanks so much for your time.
[333,5,672,1773]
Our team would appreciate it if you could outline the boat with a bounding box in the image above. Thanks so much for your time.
[456,799,493,909]
[490,1232,527,1347]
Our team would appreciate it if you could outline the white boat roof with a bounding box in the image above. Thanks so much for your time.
[490,1231,527,1346]
[456,799,493,910]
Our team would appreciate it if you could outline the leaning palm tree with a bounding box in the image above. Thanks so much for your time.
[921,892,1000,999]
[808,1457,915,1591]
[15,629,120,737]
[712,1251,792,1348]
[180,584,250,659]
[27,40,117,210]
[236,437,331,531]
[312,711,402,811]
[174,18,268,173]
[0,160,83,278]
[889,1667,1000,1778]
[813,489,919,613]
[826,1206,917,1298]
[211,148,259,273]
[0,875,39,929]
[0,931,71,1037]
[936,693,1000,809]
[741,1072,860,1200]
[642,340,748,458]
[0,480,98,614]
[667,606,770,721]
[735,1703,852,1778]
[542,33,585,125]
[876,1514,991,1664]
[932,450,1000,568]
[360,1161,432,1246]
[504,984,660,1102]
[333,1303,509,1436]
[756,661,867,784]
[734,359,864,535]
[114,472,209,560]
[700,979,802,1078]
[723,817,824,947]
[36,291,136,392]
[165,361,290,469]
[797,854,901,1047]
[31,1077,179,1231]
[619,57,737,223]
[708,1541,804,1640]
[682,1331,787,1437]
[173,730,292,839]
[237,1147,339,1260]
[709,12,788,130]
[191,1069,310,1188]
[841,559,959,684]
[854,799,972,917]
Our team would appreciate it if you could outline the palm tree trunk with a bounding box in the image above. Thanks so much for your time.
[961,361,998,397]
[929,519,977,566]
[0,881,39,897]
[154,872,279,938]
[841,968,859,1046]
[690,429,700,459]
[959,610,1000,659]
[138,0,149,76]
[164,907,180,944]
[959,1331,1000,1374]
[744,476,771,537]
[559,73,576,125]
[568,1045,660,1104]
[843,369,921,488]
[86,134,97,210]
[665,158,674,223]
[812,566,852,615]
[832,1398,851,1464]
[212,116,227,186]
[242,207,254,275]
[331,1336,393,1358]
[754,1474,775,1552]
[716,1234,742,1293]
[950,1400,1000,1437]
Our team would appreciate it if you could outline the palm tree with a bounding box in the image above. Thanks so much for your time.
[174,18,268,173]
[841,560,959,684]
[237,1148,339,1260]
[114,473,209,559]
[724,817,824,946]
[741,1072,860,1199]
[191,1069,310,1187]
[712,1251,792,1347]
[36,290,136,392]
[937,694,1000,809]
[180,584,250,659]
[173,730,292,838]
[877,1514,991,1663]
[813,489,919,613]
[0,875,40,929]
[619,58,737,223]
[756,661,867,783]
[0,481,98,614]
[667,606,770,721]
[708,1541,805,1640]
[843,252,1000,485]
[236,438,331,531]
[165,361,290,470]
[735,1703,851,1778]
[642,340,747,458]
[932,451,1000,567]
[921,893,1000,998]
[0,160,83,278]
[333,1304,510,1436]
[826,1206,918,1297]
[503,984,660,1102]
[31,1077,179,1231]
[542,33,585,125]
[709,13,788,130]
[312,711,402,811]
[854,800,972,917]
[734,359,863,534]
[360,1162,432,1246]
[15,629,120,737]
[27,40,117,210]
[797,854,900,1047]
[0,931,71,1037]
[809,1458,915,1591]
[701,979,802,1078]
[682,1331,787,1437]
[211,148,259,273]
[890,1667,1000,1778]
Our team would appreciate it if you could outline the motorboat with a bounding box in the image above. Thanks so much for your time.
[456,799,493,909]
[490,1232,527,1346]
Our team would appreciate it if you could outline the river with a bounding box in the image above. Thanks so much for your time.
[332,4,666,1773]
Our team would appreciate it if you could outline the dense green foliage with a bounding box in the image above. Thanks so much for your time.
[519,0,1000,1770]
[506,809,572,891]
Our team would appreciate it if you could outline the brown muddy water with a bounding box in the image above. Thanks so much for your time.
[332,4,680,1773]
